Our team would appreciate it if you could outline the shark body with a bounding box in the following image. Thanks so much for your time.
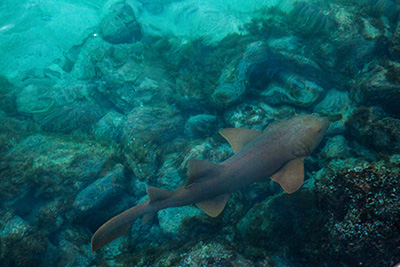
[91,114,329,252]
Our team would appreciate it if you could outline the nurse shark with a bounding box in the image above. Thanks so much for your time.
[91,114,330,252]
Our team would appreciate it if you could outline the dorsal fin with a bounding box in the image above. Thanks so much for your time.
[186,158,222,188]
[142,212,156,225]
[196,193,230,217]
[146,186,173,203]
[270,157,305,194]
[219,128,261,153]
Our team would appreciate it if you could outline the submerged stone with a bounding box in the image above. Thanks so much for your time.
[94,110,124,141]
[346,107,400,154]
[315,159,400,266]
[314,90,351,115]
[236,191,328,262]
[1,134,114,200]
[100,2,141,44]
[352,61,400,115]
[73,164,125,215]
[121,106,184,181]
[158,206,202,236]
[184,114,217,138]
[0,214,29,238]
[319,135,351,161]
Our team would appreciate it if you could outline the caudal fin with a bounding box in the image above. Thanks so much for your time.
[91,186,175,252]
[91,201,149,252]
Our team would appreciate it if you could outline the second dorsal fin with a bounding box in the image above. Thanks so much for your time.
[146,186,173,203]
[219,128,261,153]
[186,158,223,188]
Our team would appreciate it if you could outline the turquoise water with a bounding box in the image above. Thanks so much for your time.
[0,0,400,266]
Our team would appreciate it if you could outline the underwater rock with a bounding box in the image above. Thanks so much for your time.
[319,135,351,162]
[100,2,141,44]
[315,159,400,266]
[16,79,56,116]
[184,114,217,138]
[158,206,202,236]
[157,153,183,190]
[224,102,293,129]
[168,241,255,267]
[390,20,400,59]
[0,212,47,267]
[16,79,107,133]
[287,2,337,37]
[0,0,99,79]
[0,75,17,115]
[0,214,29,238]
[212,83,245,109]
[244,45,330,107]
[352,60,400,115]
[121,106,184,181]
[70,36,111,80]
[98,72,173,114]
[260,79,324,108]
[1,134,113,200]
[211,42,264,109]
[313,90,353,135]
[73,164,125,215]
[56,229,92,267]
[236,191,328,263]
[314,89,351,115]
[346,106,400,153]
[94,110,124,141]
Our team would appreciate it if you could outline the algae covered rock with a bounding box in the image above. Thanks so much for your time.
[184,114,217,138]
[352,61,400,115]
[16,79,107,133]
[236,190,328,263]
[158,206,202,236]
[100,2,141,44]
[94,110,124,141]
[0,134,115,200]
[0,212,47,267]
[315,159,400,266]
[319,135,351,162]
[346,107,400,153]
[73,164,125,215]
[0,75,17,115]
[121,106,184,181]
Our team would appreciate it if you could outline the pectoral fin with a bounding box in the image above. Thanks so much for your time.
[219,128,261,153]
[196,193,230,217]
[270,158,305,194]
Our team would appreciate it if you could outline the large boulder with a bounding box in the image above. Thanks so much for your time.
[100,2,141,44]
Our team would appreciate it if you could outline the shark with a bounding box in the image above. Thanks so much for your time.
[91,114,330,252]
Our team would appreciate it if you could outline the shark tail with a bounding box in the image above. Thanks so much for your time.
[91,200,150,252]
[91,186,174,252]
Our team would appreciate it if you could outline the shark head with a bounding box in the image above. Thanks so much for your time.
[300,114,330,153]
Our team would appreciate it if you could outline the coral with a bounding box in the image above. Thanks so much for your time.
[316,159,400,266]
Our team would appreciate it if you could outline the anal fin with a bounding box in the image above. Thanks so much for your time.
[270,158,305,194]
[196,194,230,217]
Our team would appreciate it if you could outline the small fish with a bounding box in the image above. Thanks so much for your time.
[91,114,329,252]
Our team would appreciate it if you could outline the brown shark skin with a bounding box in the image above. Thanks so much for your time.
[91,114,330,252]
